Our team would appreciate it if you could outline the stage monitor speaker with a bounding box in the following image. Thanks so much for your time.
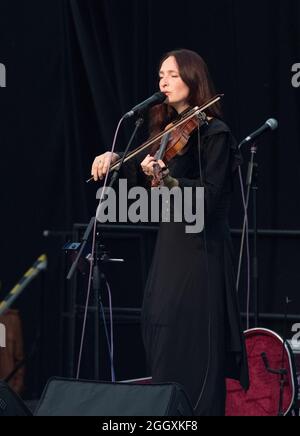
[0,381,32,416]
[35,378,194,416]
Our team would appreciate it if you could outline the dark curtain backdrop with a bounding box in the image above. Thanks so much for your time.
[0,0,299,397]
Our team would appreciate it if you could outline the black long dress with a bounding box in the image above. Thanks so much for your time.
[134,118,249,416]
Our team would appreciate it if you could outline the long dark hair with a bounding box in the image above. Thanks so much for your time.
[149,49,222,136]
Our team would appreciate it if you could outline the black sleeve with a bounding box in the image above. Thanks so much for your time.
[117,149,150,189]
[177,132,232,219]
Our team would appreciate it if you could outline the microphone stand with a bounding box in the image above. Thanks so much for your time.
[237,142,260,327]
[237,121,278,327]
[261,299,291,417]
[247,144,259,327]
[67,116,144,282]
[91,242,124,381]
[92,234,101,380]
[278,297,292,417]
[261,350,288,416]
[66,116,144,379]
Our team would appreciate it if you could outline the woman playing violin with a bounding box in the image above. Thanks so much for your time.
[91,49,249,416]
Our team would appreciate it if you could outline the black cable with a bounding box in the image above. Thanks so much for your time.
[194,117,212,411]
[99,297,116,382]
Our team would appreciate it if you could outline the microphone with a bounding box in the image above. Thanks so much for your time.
[239,118,278,148]
[124,92,167,119]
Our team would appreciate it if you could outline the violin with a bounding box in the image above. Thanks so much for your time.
[87,94,223,184]
[151,114,203,187]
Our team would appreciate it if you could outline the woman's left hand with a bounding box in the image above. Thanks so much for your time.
[141,155,165,177]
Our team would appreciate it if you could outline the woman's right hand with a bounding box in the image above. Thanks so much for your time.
[91,152,120,181]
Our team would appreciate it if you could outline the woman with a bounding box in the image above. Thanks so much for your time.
[91,49,249,416]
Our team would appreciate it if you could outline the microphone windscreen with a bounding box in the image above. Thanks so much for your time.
[266,118,278,131]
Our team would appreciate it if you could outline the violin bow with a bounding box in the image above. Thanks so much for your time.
[87,94,223,183]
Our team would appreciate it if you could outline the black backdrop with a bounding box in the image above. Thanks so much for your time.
[0,0,299,398]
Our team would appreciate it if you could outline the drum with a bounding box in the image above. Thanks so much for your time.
[226,328,299,416]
